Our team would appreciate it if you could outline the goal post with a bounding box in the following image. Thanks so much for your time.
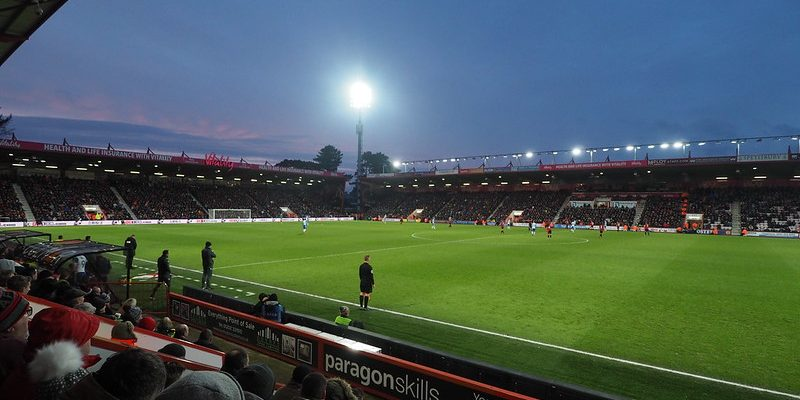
[209,209,252,219]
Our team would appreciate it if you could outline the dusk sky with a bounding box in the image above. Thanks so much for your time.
[1,1,799,171]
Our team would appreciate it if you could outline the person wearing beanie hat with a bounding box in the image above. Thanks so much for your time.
[111,321,138,346]
[156,370,245,400]
[158,343,187,358]
[1,307,100,400]
[122,305,143,325]
[271,364,311,400]
[235,364,275,400]
[139,316,157,331]
[156,316,176,337]
[87,292,114,319]
[325,377,358,400]
[0,288,32,384]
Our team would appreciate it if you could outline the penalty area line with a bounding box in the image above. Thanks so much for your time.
[120,255,797,399]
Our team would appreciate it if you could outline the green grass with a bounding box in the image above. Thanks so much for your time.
[27,222,800,400]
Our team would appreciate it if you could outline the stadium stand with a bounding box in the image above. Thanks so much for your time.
[190,184,271,218]
[435,191,506,221]
[639,195,683,228]
[389,191,453,219]
[687,188,735,228]
[740,187,800,232]
[0,181,25,221]
[19,176,130,221]
[113,179,207,219]
[559,201,636,226]
[493,190,571,223]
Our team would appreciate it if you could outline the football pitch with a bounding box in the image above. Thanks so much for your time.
[35,222,799,400]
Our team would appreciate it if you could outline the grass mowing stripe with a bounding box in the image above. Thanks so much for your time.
[122,255,799,400]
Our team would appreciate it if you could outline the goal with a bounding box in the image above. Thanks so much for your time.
[209,209,251,219]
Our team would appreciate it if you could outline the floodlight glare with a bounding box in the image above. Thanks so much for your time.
[392,160,401,168]
[349,82,373,109]
[647,145,655,149]
[525,151,533,158]
[572,148,582,156]
[673,141,683,148]
[626,145,634,151]
[660,143,669,149]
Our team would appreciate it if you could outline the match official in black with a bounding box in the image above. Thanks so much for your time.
[124,234,137,270]
[358,255,374,310]
[201,241,216,290]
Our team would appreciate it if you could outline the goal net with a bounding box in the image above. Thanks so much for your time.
[209,209,251,219]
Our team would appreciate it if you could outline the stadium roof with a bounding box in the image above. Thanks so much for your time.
[0,0,68,67]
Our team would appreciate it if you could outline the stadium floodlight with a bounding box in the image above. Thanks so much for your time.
[730,140,738,144]
[572,148,582,156]
[602,148,609,152]
[552,151,558,155]
[626,145,634,151]
[525,151,533,158]
[698,142,706,146]
[673,142,683,148]
[613,147,620,151]
[660,143,669,149]
[350,82,373,109]
[392,160,401,168]
[647,145,655,149]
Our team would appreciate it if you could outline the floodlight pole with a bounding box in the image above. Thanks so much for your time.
[356,110,364,177]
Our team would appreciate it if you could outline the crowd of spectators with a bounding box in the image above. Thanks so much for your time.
[391,192,453,219]
[739,187,800,232]
[191,184,272,217]
[19,176,130,221]
[494,190,570,223]
[0,181,25,221]
[687,188,736,228]
[639,196,683,228]
[114,179,207,219]
[435,192,505,222]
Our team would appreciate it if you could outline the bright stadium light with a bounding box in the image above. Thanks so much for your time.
[673,141,683,148]
[525,151,533,158]
[392,160,401,168]
[647,145,655,149]
[698,142,706,146]
[660,143,669,149]
[350,82,373,109]
[626,145,634,151]
[572,148,582,156]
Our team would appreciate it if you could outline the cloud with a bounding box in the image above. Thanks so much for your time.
[7,116,322,164]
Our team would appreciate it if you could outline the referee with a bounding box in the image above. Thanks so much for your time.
[358,255,374,310]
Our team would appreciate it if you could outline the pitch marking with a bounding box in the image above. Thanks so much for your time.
[113,253,799,399]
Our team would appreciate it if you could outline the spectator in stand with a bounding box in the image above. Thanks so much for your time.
[86,291,114,319]
[139,316,158,331]
[194,328,222,351]
[158,343,187,359]
[272,364,311,400]
[163,362,187,388]
[1,307,100,400]
[111,321,138,346]
[221,347,249,376]
[0,288,31,386]
[253,292,285,323]
[62,348,167,400]
[121,298,144,325]
[174,324,190,341]
[6,275,31,293]
[326,377,358,400]
[156,317,177,337]
[299,372,328,400]
[235,364,276,400]
[56,285,88,308]
[28,270,60,300]
[155,370,245,400]
[74,302,96,315]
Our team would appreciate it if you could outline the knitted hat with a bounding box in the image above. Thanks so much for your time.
[112,321,138,341]
[0,258,20,273]
[0,287,30,332]
[125,306,143,323]
[24,307,100,361]
[235,364,275,400]
[155,371,245,400]
[139,316,157,331]
[158,343,186,358]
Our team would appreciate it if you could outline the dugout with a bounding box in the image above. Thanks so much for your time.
[0,229,52,258]
[183,286,618,400]
[21,239,125,274]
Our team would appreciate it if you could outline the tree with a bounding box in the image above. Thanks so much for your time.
[275,159,322,170]
[360,151,398,174]
[0,108,13,138]
[313,145,343,172]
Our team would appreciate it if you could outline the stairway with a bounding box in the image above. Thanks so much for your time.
[553,195,573,222]
[488,195,509,220]
[632,200,647,226]
[730,201,742,235]
[110,186,137,220]
[188,192,209,216]
[12,183,36,222]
